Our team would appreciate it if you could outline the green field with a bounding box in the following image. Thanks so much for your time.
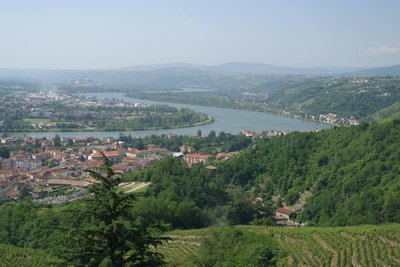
[159,224,400,267]
[119,182,151,193]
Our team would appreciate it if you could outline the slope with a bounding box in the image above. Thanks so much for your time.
[159,224,400,267]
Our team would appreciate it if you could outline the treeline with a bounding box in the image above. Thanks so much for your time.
[100,108,213,131]
[119,130,252,153]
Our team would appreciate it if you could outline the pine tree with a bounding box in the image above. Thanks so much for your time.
[64,155,166,266]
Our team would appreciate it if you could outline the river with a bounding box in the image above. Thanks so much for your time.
[9,92,328,138]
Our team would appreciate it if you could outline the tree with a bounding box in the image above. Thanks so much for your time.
[208,130,216,140]
[64,156,166,266]
[0,146,10,159]
[193,227,282,266]
[197,129,202,137]
[66,138,73,146]
[135,139,145,150]
[54,135,62,147]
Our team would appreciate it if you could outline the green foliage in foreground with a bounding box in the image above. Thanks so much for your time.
[159,224,400,267]
[61,158,167,266]
[0,159,167,266]
[0,243,62,267]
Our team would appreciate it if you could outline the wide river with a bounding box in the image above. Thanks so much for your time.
[10,92,328,138]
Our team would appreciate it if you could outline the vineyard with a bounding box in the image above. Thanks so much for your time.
[159,224,400,267]
[0,243,62,267]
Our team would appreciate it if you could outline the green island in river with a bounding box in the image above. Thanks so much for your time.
[0,92,214,132]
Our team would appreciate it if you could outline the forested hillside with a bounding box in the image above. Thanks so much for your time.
[133,119,400,227]
[267,76,400,119]
[232,119,400,226]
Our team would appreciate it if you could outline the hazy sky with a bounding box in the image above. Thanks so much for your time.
[1,0,400,69]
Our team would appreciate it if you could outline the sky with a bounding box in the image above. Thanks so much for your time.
[0,0,400,69]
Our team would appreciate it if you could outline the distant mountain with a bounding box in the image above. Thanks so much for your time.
[117,63,202,72]
[0,63,399,86]
[208,62,363,75]
[349,64,400,76]
[118,62,362,75]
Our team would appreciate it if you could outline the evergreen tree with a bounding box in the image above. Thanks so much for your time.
[0,146,10,159]
[54,135,62,147]
[64,156,166,266]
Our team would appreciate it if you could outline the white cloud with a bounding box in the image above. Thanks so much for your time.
[365,45,400,56]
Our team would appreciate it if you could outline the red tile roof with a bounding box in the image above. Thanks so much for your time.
[275,207,296,215]
[91,151,122,158]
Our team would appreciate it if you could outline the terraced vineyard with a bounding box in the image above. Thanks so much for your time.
[159,224,400,266]
[0,243,62,267]
[158,234,204,266]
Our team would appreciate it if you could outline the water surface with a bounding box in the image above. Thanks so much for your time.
[9,92,328,138]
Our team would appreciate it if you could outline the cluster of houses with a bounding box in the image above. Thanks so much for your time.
[273,207,302,227]
[251,196,303,227]
[319,113,360,125]
[0,133,246,201]
[0,136,174,200]
[242,130,290,139]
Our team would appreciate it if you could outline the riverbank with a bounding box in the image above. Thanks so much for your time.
[6,93,328,138]
[124,92,326,125]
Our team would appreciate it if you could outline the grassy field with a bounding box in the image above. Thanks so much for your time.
[159,224,400,267]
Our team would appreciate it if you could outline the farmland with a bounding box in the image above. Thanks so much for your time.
[0,243,62,267]
[159,224,400,267]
